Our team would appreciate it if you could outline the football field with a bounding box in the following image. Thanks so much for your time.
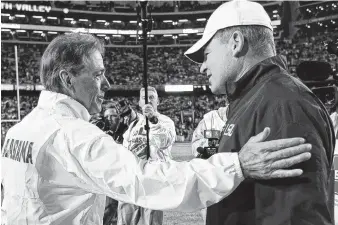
[163,143,204,225]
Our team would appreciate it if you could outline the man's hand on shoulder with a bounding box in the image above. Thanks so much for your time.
[238,127,312,179]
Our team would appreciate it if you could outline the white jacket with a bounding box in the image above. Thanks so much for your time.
[123,113,175,161]
[191,107,228,157]
[1,91,243,225]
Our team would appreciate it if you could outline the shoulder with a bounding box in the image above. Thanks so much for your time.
[203,110,219,120]
[263,73,312,101]
[158,114,174,124]
[60,117,108,143]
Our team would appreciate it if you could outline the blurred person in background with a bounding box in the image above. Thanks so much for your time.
[118,87,175,225]
[1,33,313,225]
[191,104,228,224]
[192,105,228,157]
[185,0,335,224]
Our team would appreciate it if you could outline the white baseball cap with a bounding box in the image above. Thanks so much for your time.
[184,0,273,63]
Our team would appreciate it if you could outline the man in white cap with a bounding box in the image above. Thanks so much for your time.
[185,0,335,224]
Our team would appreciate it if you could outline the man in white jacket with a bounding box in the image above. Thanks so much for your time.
[1,33,312,225]
[118,86,175,225]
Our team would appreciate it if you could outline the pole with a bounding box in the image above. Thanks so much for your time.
[139,1,152,159]
[15,45,21,121]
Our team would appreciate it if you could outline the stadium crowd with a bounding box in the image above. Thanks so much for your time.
[2,28,338,144]
[1,32,337,86]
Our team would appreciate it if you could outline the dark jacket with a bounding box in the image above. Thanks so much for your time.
[206,56,335,225]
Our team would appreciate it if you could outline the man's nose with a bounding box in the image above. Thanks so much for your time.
[101,75,111,92]
[200,62,207,74]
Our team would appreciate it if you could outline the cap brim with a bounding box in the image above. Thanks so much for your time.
[184,30,217,64]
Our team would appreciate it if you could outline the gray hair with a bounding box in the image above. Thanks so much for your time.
[140,86,158,96]
[40,33,105,92]
[214,25,276,56]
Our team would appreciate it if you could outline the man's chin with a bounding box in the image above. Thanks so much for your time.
[89,105,102,115]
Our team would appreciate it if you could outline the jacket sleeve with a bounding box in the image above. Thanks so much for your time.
[191,119,208,157]
[54,122,244,212]
[254,99,334,225]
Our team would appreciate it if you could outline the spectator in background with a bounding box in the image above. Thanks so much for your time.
[118,87,176,225]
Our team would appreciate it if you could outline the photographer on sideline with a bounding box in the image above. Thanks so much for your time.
[192,106,228,158]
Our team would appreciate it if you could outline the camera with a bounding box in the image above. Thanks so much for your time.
[196,130,221,159]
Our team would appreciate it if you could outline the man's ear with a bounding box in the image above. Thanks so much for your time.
[59,70,73,91]
[230,31,247,58]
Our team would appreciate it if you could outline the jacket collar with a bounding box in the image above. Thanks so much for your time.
[37,90,91,122]
[225,55,288,101]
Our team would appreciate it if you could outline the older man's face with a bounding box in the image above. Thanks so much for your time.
[71,50,110,114]
[139,90,158,111]
[199,37,237,95]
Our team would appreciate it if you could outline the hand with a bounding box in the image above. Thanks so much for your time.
[238,127,312,179]
[142,104,158,123]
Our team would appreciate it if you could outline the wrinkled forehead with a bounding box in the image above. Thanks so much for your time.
[85,50,105,71]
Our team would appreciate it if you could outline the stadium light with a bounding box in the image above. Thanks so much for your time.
[165,85,193,92]
[178,34,188,36]
[33,31,43,33]
[113,20,122,23]
[47,17,57,20]
[1,29,11,32]
[130,21,137,23]
[96,20,106,23]
[178,19,188,23]
[197,33,203,35]
[15,14,25,18]
[33,16,42,19]
[1,14,10,17]
[273,10,278,13]
[64,18,74,21]
[97,34,106,37]
[163,20,172,23]
[47,31,58,34]
[163,34,172,37]
[79,19,88,22]
[16,30,26,32]
[271,20,281,26]
[196,18,206,21]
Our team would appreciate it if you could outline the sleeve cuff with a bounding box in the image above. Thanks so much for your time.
[232,153,244,180]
